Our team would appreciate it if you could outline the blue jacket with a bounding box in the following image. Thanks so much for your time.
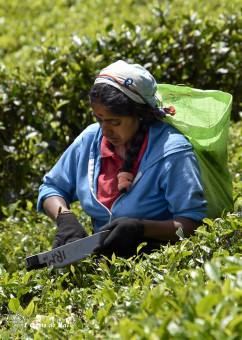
[37,122,207,232]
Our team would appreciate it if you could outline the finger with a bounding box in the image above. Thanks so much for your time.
[66,237,81,244]
[92,244,102,254]
[100,221,117,232]
[52,238,60,249]
[102,231,122,250]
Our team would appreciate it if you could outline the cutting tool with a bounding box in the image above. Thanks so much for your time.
[24,230,110,270]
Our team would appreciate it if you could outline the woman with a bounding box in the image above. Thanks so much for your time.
[38,60,207,257]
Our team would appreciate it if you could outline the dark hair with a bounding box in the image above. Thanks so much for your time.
[89,83,156,175]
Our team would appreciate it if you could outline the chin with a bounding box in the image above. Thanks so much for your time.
[107,138,120,145]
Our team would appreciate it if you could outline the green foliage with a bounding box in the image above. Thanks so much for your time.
[0,0,151,70]
[0,1,241,338]
[1,0,241,70]
[0,3,241,207]
[0,49,95,206]
[0,202,241,339]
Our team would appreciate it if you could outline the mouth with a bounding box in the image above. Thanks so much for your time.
[106,137,119,143]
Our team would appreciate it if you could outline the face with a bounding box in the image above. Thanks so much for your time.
[92,103,140,148]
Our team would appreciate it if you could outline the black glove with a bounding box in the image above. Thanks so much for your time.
[52,212,88,249]
[93,217,144,258]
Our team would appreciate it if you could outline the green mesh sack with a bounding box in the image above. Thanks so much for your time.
[157,84,233,219]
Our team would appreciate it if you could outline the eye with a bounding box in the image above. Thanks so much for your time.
[111,121,121,127]
[92,113,121,126]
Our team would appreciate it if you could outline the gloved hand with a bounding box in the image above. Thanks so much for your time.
[52,212,88,249]
[93,217,144,258]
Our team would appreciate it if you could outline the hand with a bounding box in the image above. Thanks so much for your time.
[52,213,88,249]
[93,217,144,257]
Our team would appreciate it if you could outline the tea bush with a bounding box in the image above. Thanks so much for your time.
[1,7,241,208]
[0,1,241,338]
[0,198,241,339]
[1,0,241,70]
[0,119,241,340]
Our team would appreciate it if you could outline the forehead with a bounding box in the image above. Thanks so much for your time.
[92,103,120,119]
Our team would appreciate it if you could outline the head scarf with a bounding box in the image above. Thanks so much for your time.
[94,60,175,119]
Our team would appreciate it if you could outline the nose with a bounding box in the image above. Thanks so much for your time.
[100,122,113,137]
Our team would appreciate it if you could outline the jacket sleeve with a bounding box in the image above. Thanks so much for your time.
[161,150,207,221]
[37,125,88,212]
[37,138,82,213]
[37,124,101,214]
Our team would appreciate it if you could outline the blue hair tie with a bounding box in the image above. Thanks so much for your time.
[152,106,176,119]
[123,78,133,86]
[153,107,166,118]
